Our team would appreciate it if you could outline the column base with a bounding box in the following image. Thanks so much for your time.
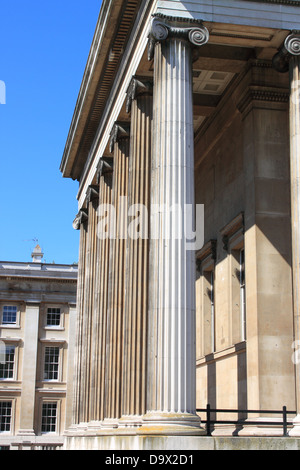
[118,415,143,428]
[138,411,206,436]
[289,415,300,436]
[101,417,119,429]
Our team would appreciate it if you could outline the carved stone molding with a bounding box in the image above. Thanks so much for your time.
[72,209,88,230]
[148,14,209,60]
[196,239,217,273]
[250,0,300,5]
[273,32,300,73]
[125,76,153,113]
[220,213,244,252]
[237,87,289,115]
[109,122,130,153]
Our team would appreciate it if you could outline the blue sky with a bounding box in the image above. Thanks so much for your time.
[0,1,101,264]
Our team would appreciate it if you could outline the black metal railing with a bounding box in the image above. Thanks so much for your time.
[196,404,296,437]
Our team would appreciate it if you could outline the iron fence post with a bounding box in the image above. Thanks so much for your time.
[206,404,211,436]
[283,406,288,437]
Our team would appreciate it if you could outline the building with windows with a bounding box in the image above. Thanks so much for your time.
[59,0,300,449]
[0,246,77,450]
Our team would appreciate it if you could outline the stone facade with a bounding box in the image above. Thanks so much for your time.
[60,0,300,449]
[0,248,77,450]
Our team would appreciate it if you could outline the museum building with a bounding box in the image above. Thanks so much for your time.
[60,0,300,449]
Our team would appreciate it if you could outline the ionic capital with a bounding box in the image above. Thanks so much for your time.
[96,156,114,183]
[86,185,99,205]
[273,32,300,73]
[148,15,209,60]
[126,77,153,113]
[109,122,130,153]
[72,208,88,230]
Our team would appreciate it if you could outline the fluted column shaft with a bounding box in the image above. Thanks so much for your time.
[148,37,195,416]
[72,224,86,425]
[289,53,300,436]
[72,209,88,425]
[121,83,152,422]
[104,127,130,424]
[143,17,208,434]
[90,170,113,423]
[81,192,98,424]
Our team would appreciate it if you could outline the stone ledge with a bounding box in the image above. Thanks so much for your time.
[63,435,300,451]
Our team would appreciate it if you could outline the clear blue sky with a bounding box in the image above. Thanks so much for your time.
[0,1,101,264]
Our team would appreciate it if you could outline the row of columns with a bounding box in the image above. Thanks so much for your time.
[71,16,210,435]
[71,17,300,436]
[73,83,153,430]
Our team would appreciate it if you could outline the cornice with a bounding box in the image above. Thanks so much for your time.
[60,0,143,180]
[247,0,300,5]
[220,212,245,251]
[237,87,289,114]
[196,239,217,272]
[0,276,77,284]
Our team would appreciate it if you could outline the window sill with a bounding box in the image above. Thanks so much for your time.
[38,381,66,386]
[0,379,18,383]
[43,326,65,331]
[0,325,20,329]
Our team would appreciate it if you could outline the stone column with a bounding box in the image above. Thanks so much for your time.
[89,158,113,424]
[120,78,152,426]
[71,187,99,427]
[103,123,130,426]
[274,33,300,436]
[72,208,88,426]
[141,16,209,435]
[80,187,99,425]
[84,185,100,424]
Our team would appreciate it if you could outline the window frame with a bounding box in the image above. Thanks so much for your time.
[239,247,246,342]
[0,339,20,382]
[0,344,16,381]
[43,305,65,330]
[0,401,13,434]
[196,239,217,357]
[40,401,59,435]
[46,307,62,328]
[0,304,20,328]
[43,345,61,382]
[220,212,246,345]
